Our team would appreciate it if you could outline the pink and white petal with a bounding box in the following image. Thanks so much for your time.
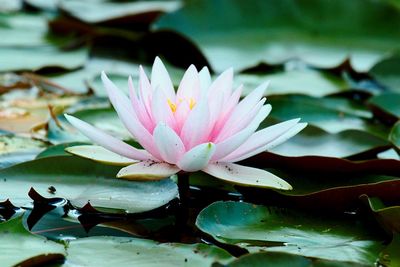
[180,100,210,149]
[117,161,179,181]
[174,100,191,132]
[139,66,153,116]
[211,104,271,161]
[151,57,175,100]
[211,85,243,138]
[177,143,216,172]
[223,120,307,162]
[207,89,225,129]
[215,98,266,142]
[153,123,185,164]
[177,65,200,101]
[102,72,161,159]
[151,87,176,129]
[203,162,292,190]
[216,82,268,140]
[102,71,131,110]
[66,145,137,166]
[262,122,308,150]
[199,67,211,97]
[129,76,154,132]
[207,68,233,101]
[64,114,151,161]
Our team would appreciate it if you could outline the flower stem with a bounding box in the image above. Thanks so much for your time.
[176,172,190,232]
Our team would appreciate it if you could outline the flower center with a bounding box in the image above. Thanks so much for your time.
[167,98,196,113]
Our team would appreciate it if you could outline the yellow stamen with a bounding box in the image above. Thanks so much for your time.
[189,98,196,110]
[167,99,177,113]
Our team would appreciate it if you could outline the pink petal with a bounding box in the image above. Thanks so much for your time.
[207,68,233,101]
[129,76,154,132]
[64,114,151,161]
[177,143,216,172]
[211,104,271,161]
[153,123,185,164]
[151,87,177,130]
[151,57,175,100]
[176,65,200,101]
[180,99,210,149]
[199,66,211,97]
[214,82,268,141]
[222,119,306,162]
[117,161,179,181]
[203,162,292,190]
[138,66,154,118]
[102,72,162,160]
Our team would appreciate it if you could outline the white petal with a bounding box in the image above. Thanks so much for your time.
[138,66,153,116]
[102,72,161,160]
[151,57,175,100]
[117,161,179,181]
[224,120,307,162]
[217,81,268,139]
[177,64,200,101]
[153,123,185,164]
[212,104,271,161]
[203,162,292,190]
[177,143,216,172]
[199,66,211,96]
[151,87,176,128]
[66,145,138,166]
[207,68,233,100]
[64,114,151,161]
[180,99,210,149]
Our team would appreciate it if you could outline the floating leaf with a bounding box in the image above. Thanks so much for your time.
[64,236,232,267]
[0,47,88,72]
[61,0,182,24]
[0,215,65,266]
[196,201,383,265]
[0,156,178,213]
[0,134,46,168]
[369,93,400,119]
[269,125,388,158]
[154,0,400,72]
[369,56,400,92]
[266,95,388,138]
[389,121,400,148]
[236,69,349,97]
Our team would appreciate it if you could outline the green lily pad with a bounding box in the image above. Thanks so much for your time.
[369,56,400,92]
[61,0,181,24]
[377,234,400,267]
[0,134,47,169]
[269,125,388,158]
[63,236,232,267]
[389,121,400,148]
[266,95,388,138]
[0,215,65,266]
[369,93,400,119]
[154,0,400,72]
[196,201,383,265]
[216,251,370,267]
[0,13,48,46]
[0,47,88,72]
[236,69,349,97]
[0,156,178,213]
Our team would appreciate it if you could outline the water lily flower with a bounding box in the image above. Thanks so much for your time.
[65,57,306,190]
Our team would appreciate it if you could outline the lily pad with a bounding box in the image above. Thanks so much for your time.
[196,201,383,265]
[0,156,178,213]
[389,121,400,149]
[269,125,388,158]
[0,215,65,266]
[236,69,349,97]
[0,47,88,72]
[61,0,182,24]
[266,95,387,138]
[154,0,400,72]
[0,134,47,169]
[369,93,400,119]
[63,236,232,267]
[369,56,400,92]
